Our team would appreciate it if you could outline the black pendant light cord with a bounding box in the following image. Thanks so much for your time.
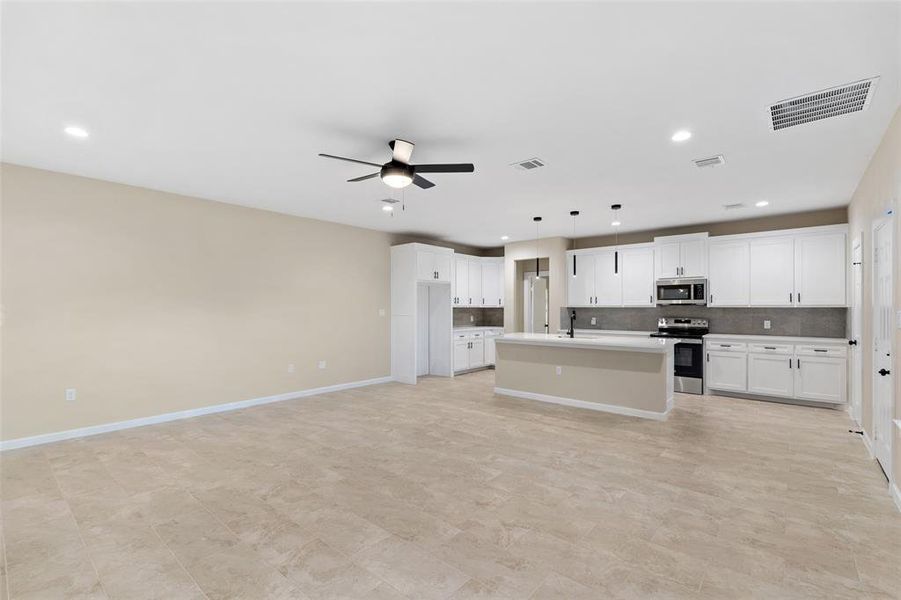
[533,216,542,277]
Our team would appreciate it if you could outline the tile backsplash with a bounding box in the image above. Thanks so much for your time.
[454,307,504,327]
[560,306,847,338]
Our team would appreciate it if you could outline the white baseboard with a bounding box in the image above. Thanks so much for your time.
[862,430,874,458]
[892,482,901,514]
[494,387,672,421]
[0,376,393,452]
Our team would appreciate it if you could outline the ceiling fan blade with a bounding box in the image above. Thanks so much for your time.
[413,163,475,173]
[389,139,415,164]
[318,153,383,168]
[347,172,380,183]
[412,175,436,189]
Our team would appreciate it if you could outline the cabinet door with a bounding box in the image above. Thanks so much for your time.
[567,253,596,306]
[749,237,794,306]
[453,339,469,372]
[497,261,505,307]
[481,260,499,307]
[680,239,707,277]
[469,339,485,368]
[417,251,436,281]
[467,259,482,306]
[794,233,846,306]
[706,351,747,392]
[453,256,468,306]
[708,240,749,306]
[434,253,452,283]
[594,250,622,306]
[655,243,681,279]
[794,356,846,403]
[484,336,496,365]
[748,353,794,397]
[621,247,655,306]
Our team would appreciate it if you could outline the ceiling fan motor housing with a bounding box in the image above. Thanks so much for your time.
[380,162,415,188]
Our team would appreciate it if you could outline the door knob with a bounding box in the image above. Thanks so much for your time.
[878,369,891,376]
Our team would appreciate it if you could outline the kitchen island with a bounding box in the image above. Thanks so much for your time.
[494,333,675,420]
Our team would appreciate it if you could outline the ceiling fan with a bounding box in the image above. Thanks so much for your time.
[318,139,474,189]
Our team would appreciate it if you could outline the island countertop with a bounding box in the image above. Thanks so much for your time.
[496,332,673,354]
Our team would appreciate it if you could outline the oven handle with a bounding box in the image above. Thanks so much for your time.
[672,338,703,345]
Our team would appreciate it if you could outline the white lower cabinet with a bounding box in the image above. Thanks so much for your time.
[453,337,470,370]
[748,349,794,398]
[453,330,499,372]
[469,337,485,369]
[706,344,748,392]
[707,338,847,405]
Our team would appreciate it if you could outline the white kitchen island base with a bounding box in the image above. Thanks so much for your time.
[494,333,675,421]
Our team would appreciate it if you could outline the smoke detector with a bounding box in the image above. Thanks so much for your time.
[769,77,879,131]
[694,155,726,168]
[510,157,546,171]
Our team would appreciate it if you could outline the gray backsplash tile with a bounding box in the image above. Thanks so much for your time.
[560,306,846,338]
[454,307,504,327]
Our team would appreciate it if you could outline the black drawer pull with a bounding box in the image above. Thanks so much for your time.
[764,346,776,350]
[813,349,827,353]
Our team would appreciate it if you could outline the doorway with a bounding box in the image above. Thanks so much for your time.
[871,218,893,480]
[850,236,863,425]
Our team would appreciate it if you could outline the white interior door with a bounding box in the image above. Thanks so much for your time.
[530,275,549,333]
[872,219,893,477]
[850,237,863,425]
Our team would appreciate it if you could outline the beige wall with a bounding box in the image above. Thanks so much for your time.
[503,237,568,333]
[1,164,392,441]
[847,106,901,486]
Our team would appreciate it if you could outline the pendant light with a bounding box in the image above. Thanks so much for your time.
[570,210,580,277]
[533,216,542,279]
[611,204,622,275]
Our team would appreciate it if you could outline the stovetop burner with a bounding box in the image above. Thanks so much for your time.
[651,317,709,340]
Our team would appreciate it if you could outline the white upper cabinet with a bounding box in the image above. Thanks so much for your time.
[418,248,451,282]
[466,258,482,307]
[749,236,794,306]
[794,232,846,306]
[708,240,750,306]
[621,246,655,306]
[654,234,708,278]
[594,249,622,306]
[453,255,468,306]
[567,252,596,306]
[481,259,501,307]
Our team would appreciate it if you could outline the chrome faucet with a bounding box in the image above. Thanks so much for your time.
[568,310,576,338]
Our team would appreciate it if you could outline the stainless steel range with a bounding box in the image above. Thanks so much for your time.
[649,317,709,395]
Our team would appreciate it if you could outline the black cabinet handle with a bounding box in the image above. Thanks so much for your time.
[789,293,793,303]
[764,346,776,350]
[814,349,827,353]
[573,254,577,277]
[797,359,800,369]
[878,369,891,376]
[789,358,792,368]
[797,293,801,304]
[706,353,709,362]
[614,251,618,274]
[848,340,858,346]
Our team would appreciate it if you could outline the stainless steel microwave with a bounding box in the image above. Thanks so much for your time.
[656,278,707,306]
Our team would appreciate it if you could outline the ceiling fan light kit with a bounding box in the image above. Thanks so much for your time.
[319,138,474,191]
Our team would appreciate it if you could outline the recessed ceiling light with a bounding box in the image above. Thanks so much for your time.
[500,236,509,241]
[755,200,769,207]
[382,205,394,212]
[611,221,622,227]
[64,125,89,138]
[671,130,692,142]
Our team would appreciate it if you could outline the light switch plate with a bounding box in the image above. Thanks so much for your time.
[378,308,386,317]
[590,317,597,325]
[317,361,326,369]
[65,388,77,402]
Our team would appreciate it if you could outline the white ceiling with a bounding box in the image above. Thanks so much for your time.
[3,1,899,247]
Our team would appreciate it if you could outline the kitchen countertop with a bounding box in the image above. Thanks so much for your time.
[704,333,848,345]
[497,332,674,354]
[558,329,654,337]
[454,326,504,333]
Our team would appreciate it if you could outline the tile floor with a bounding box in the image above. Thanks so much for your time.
[1,370,899,599]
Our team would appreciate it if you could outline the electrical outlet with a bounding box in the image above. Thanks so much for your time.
[555,366,562,375]
[590,317,597,325]
[65,388,77,402]
[287,363,296,373]
[318,360,327,370]
[763,320,771,330]
[378,308,386,317]
[470,315,474,323]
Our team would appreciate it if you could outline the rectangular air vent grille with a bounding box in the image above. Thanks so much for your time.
[511,157,546,171]
[770,77,879,131]
[694,154,725,168]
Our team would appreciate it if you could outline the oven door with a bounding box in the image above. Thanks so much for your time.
[673,340,704,394]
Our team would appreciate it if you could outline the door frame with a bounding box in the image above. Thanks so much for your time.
[870,216,894,482]
[849,235,863,424]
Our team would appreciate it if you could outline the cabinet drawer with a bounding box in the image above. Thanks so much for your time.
[471,332,483,338]
[748,343,793,355]
[795,345,847,358]
[706,342,747,352]
[455,333,470,341]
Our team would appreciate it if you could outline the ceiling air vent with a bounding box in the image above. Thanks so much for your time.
[511,157,546,171]
[694,154,725,168]
[769,77,879,131]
